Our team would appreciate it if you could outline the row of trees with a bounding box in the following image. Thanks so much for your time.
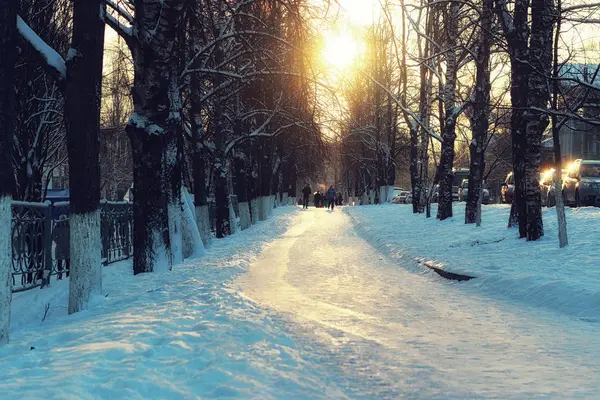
[338,0,599,240]
[0,0,327,345]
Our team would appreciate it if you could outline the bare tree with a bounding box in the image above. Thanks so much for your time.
[105,0,186,273]
[466,0,493,225]
[0,0,18,346]
[18,0,106,313]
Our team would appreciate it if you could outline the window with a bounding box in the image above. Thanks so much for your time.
[580,164,600,178]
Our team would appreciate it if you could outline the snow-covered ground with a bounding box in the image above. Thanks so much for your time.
[346,203,600,321]
[1,207,348,399]
[3,204,600,399]
[239,207,600,398]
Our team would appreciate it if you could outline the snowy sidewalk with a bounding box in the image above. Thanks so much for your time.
[239,207,600,398]
[3,206,600,399]
[0,208,347,399]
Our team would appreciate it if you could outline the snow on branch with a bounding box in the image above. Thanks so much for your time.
[104,0,134,24]
[103,4,133,42]
[17,15,67,87]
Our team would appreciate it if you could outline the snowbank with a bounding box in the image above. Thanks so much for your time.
[346,204,600,321]
[1,206,347,399]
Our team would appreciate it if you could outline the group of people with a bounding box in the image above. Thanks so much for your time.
[301,184,342,210]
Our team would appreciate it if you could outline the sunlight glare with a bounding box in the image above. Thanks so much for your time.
[322,33,359,70]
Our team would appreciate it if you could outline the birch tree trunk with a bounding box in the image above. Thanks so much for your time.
[466,0,492,224]
[0,0,18,345]
[127,0,185,274]
[436,1,459,221]
[65,0,105,313]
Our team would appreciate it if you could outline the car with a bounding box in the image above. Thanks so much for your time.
[539,169,555,207]
[392,187,408,197]
[539,169,567,207]
[392,190,411,204]
[501,172,515,203]
[458,179,468,202]
[451,185,459,202]
[430,185,440,203]
[563,159,600,207]
[458,179,491,204]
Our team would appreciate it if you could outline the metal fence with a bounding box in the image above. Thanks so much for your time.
[11,196,240,292]
[11,201,133,293]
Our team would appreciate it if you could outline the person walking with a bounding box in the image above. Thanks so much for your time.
[302,183,311,209]
[326,185,336,210]
[53,214,70,280]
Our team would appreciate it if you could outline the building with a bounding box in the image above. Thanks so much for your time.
[557,64,600,163]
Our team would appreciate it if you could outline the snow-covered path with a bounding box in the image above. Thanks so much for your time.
[238,208,600,399]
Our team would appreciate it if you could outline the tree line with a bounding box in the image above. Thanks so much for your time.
[0,0,326,345]
[337,0,598,240]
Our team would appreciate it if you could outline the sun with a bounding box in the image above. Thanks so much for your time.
[322,33,359,70]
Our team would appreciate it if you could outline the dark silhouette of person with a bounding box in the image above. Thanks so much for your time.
[53,214,70,280]
[326,185,336,210]
[302,183,312,209]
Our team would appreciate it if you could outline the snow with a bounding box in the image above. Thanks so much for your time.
[2,208,351,399]
[128,113,164,135]
[68,211,102,314]
[238,207,600,398]
[3,206,600,397]
[346,203,600,321]
[16,16,67,80]
[0,196,12,344]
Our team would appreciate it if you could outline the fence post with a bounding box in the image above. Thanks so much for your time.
[42,202,53,287]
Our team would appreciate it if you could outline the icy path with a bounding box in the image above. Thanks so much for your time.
[238,208,600,399]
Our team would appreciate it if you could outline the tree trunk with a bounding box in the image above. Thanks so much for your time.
[551,0,568,248]
[65,0,105,314]
[0,0,17,345]
[127,0,185,274]
[502,0,529,237]
[436,2,459,221]
[167,129,183,264]
[233,154,251,230]
[466,0,492,224]
[214,157,230,238]
[189,2,210,247]
[523,0,553,241]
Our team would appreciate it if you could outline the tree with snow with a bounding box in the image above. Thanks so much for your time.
[0,0,18,345]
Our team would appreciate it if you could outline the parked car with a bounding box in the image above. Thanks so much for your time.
[501,172,515,203]
[430,185,440,203]
[405,192,412,204]
[451,185,459,202]
[458,179,490,204]
[392,187,408,197]
[458,179,468,202]
[392,190,411,204]
[539,169,567,207]
[563,159,600,207]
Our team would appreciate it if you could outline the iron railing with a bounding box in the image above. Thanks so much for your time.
[11,196,239,291]
[11,201,133,293]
